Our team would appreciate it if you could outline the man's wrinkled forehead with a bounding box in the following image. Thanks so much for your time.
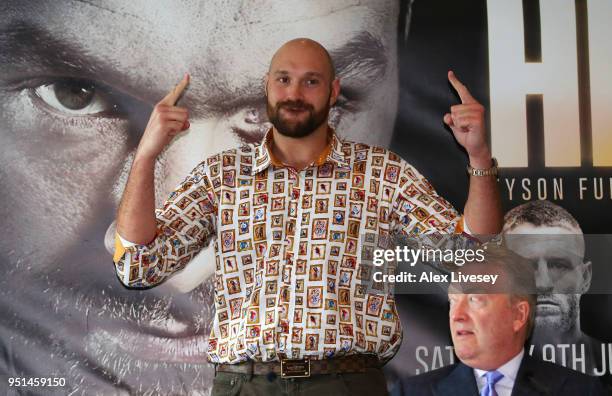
[504,228,585,263]
[3,0,397,64]
[3,0,397,112]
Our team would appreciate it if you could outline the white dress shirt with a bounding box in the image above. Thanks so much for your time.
[474,350,524,396]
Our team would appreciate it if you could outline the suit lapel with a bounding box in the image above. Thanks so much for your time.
[434,363,480,396]
[511,354,566,396]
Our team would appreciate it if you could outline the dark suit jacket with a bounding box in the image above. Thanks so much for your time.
[403,353,609,396]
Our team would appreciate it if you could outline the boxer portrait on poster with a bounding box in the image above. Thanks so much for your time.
[1,1,611,394]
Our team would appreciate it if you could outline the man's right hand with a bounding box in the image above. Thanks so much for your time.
[135,74,191,160]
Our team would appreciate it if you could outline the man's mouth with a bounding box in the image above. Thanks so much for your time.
[82,311,214,392]
[537,298,559,306]
[536,298,561,315]
[91,326,210,364]
[62,270,216,364]
[454,329,474,337]
[86,295,213,364]
[282,106,308,114]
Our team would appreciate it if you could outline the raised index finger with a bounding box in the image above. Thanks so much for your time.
[160,74,190,105]
[448,70,475,104]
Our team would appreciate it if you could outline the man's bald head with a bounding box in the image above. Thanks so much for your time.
[269,38,336,81]
[265,38,341,138]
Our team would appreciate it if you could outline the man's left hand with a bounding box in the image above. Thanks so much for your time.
[443,70,491,167]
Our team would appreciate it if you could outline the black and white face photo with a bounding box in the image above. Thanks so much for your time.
[0,1,401,393]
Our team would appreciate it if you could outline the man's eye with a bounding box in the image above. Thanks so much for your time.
[277,77,289,84]
[33,79,121,116]
[547,258,573,270]
[468,295,482,303]
[306,79,319,86]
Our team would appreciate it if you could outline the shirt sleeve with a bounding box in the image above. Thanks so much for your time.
[389,159,463,237]
[113,161,218,288]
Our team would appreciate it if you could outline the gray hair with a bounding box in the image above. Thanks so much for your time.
[503,200,581,233]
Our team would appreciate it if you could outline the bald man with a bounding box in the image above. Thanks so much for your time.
[114,39,501,395]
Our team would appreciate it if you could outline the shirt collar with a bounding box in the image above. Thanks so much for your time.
[251,126,350,175]
[474,349,524,384]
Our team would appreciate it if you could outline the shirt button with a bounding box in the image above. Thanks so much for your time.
[230,378,236,386]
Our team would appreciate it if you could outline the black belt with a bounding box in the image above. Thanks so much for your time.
[215,354,380,378]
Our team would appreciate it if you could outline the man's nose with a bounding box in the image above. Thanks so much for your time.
[450,298,468,322]
[285,81,304,101]
[535,259,554,293]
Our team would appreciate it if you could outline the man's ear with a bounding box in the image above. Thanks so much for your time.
[264,74,269,97]
[513,300,529,333]
[579,261,592,294]
[329,77,340,106]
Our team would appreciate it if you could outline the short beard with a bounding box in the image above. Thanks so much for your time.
[267,95,330,138]
[533,293,579,336]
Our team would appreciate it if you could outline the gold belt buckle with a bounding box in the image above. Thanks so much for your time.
[280,357,310,378]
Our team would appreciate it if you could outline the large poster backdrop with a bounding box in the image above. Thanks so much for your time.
[389,1,612,394]
[0,0,610,394]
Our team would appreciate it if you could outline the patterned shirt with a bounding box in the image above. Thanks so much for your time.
[114,129,464,364]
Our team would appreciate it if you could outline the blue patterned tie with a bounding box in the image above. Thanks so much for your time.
[480,370,504,396]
